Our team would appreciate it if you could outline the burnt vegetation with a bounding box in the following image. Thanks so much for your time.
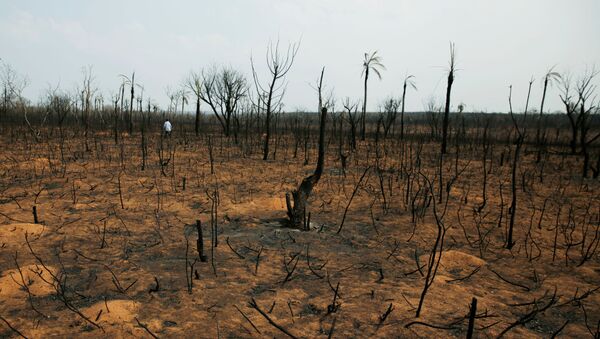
[0,49,600,338]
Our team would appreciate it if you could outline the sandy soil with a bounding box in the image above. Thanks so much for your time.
[1,132,599,338]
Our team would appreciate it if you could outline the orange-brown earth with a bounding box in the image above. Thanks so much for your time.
[1,131,599,338]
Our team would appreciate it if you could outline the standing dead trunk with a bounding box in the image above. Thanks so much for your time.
[400,75,415,141]
[507,134,522,249]
[401,81,407,140]
[251,40,299,161]
[338,112,347,175]
[113,97,119,144]
[128,72,135,135]
[360,51,385,142]
[119,82,125,126]
[1,87,6,124]
[286,107,327,229]
[441,43,455,155]
[569,120,579,154]
[536,77,548,148]
[195,96,200,136]
[262,75,277,160]
[536,68,559,151]
[505,81,530,250]
[361,69,368,141]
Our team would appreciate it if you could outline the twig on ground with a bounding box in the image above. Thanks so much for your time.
[248,298,298,339]
[135,317,159,339]
[0,315,28,339]
[488,267,530,291]
[446,266,481,284]
[233,305,261,335]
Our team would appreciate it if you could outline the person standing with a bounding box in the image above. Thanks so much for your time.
[163,119,172,137]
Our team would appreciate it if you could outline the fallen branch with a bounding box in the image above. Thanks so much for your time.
[557,286,600,307]
[135,317,159,339]
[25,233,103,332]
[255,246,263,275]
[497,289,558,338]
[327,316,337,339]
[281,252,300,285]
[375,303,394,331]
[0,315,28,339]
[446,266,481,284]
[327,282,340,314]
[11,252,47,319]
[248,298,298,339]
[233,305,261,335]
[405,320,457,330]
[149,277,160,294]
[337,166,371,234]
[306,244,324,279]
[488,268,530,291]
[0,211,28,223]
[72,249,100,261]
[550,320,569,339]
[226,237,245,259]
[103,264,127,294]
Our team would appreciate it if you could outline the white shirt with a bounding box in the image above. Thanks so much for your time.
[163,121,172,132]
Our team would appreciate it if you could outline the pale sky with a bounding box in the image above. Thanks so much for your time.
[1,0,599,113]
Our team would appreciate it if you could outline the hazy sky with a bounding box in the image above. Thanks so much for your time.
[1,0,599,113]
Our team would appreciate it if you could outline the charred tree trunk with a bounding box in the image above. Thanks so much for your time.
[505,82,528,250]
[441,71,453,155]
[400,81,407,140]
[569,122,578,154]
[1,87,6,125]
[349,118,357,150]
[128,73,135,135]
[286,107,327,229]
[361,69,368,141]
[536,76,549,148]
[441,43,455,155]
[506,134,522,249]
[338,112,347,175]
[262,75,277,161]
[113,98,119,145]
[195,96,200,136]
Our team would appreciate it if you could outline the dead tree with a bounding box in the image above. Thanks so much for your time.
[506,80,532,249]
[381,96,400,138]
[46,88,72,163]
[286,105,327,229]
[559,73,584,154]
[337,110,348,175]
[186,71,202,136]
[425,97,442,140]
[251,39,299,160]
[400,74,417,140]
[79,66,96,151]
[179,87,189,115]
[1,62,39,140]
[441,42,456,155]
[476,118,490,212]
[1,61,28,125]
[575,69,599,178]
[112,91,121,144]
[342,98,359,150]
[415,172,449,317]
[536,66,560,148]
[199,66,247,137]
[118,72,135,135]
[128,74,136,134]
[361,51,386,141]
